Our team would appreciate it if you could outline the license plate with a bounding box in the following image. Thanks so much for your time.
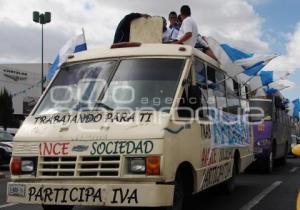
[8,184,26,197]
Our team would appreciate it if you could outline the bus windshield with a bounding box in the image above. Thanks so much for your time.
[249,99,273,122]
[35,58,185,115]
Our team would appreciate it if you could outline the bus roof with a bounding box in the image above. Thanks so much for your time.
[65,43,220,68]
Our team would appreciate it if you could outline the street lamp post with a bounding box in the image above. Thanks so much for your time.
[33,11,51,94]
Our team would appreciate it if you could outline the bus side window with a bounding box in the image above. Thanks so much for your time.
[178,72,197,118]
[245,86,250,99]
[233,80,240,97]
[226,78,241,114]
[195,59,208,117]
[214,68,227,110]
[206,66,217,108]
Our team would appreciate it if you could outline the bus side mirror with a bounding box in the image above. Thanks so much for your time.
[189,85,202,114]
[182,78,191,87]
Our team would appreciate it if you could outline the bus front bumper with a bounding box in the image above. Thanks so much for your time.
[7,182,174,207]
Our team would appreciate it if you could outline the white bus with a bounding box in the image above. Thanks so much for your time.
[7,41,253,210]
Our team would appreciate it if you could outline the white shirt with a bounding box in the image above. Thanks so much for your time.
[177,17,198,46]
[162,27,179,43]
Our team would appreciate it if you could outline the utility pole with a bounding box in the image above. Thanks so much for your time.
[33,11,51,94]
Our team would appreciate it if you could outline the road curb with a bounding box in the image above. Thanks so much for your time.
[0,172,6,179]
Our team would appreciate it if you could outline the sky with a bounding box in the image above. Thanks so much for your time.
[0,0,299,100]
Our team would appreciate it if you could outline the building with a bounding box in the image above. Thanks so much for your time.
[0,63,50,125]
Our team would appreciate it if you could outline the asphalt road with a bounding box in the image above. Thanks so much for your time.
[0,159,299,210]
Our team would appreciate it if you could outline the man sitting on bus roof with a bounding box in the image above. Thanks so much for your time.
[195,35,219,63]
[175,5,198,47]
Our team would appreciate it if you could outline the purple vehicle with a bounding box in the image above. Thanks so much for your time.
[249,96,291,173]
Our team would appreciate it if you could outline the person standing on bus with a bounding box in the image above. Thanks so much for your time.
[168,11,180,30]
[163,16,179,43]
[177,14,183,28]
[113,13,150,44]
[175,5,198,47]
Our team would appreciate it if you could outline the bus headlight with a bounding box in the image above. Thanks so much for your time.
[127,156,161,175]
[11,157,36,175]
[21,160,34,172]
[128,158,145,174]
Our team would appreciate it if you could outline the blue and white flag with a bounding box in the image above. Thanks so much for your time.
[265,79,294,93]
[262,81,293,96]
[249,70,293,97]
[291,99,300,119]
[206,37,276,82]
[249,70,290,91]
[47,33,87,81]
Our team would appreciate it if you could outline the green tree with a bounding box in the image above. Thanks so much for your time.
[0,88,14,130]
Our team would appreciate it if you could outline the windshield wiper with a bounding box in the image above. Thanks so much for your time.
[94,102,114,111]
[74,102,113,112]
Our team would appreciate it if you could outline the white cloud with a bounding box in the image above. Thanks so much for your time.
[0,0,270,63]
[267,23,300,74]
[0,0,121,62]
[264,23,300,95]
[0,19,70,63]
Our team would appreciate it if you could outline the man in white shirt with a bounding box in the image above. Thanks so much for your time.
[176,5,198,47]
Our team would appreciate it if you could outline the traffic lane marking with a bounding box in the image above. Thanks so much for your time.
[290,167,299,173]
[239,181,282,210]
[0,203,18,209]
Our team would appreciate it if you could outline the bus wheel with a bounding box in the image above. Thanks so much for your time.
[221,161,237,194]
[42,205,73,210]
[278,143,288,165]
[170,170,192,210]
[263,151,273,173]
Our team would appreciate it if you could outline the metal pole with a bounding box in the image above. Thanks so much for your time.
[41,23,44,94]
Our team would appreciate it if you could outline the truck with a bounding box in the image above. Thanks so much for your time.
[7,17,254,210]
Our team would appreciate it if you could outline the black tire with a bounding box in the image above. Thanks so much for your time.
[278,143,288,165]
[42,204,73,210]
[169,170,192,210]
[262,151,273,174]
[221,161,237,194]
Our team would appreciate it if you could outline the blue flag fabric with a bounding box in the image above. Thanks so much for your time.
[293,99,300,119]
[47,33,87,81]
[219,42,276,80]
[259,71,274,86]
[206,37,276,81]
[220,44,254,61]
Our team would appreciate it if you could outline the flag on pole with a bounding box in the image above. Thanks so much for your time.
[249,70,290,91]
[291,99,300,119]
[270,79,292,89]
[249,70,293,97]
[206,37,276,82]
[47,32,87,81]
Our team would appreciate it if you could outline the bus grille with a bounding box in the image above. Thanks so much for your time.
[37,156,120,177]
